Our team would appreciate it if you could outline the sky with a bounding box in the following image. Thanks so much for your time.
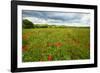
[22,10,90,27]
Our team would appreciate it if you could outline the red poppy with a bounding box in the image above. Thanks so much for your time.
[22,45,28,52]
[54,42,62,48]
[48,55,52,61]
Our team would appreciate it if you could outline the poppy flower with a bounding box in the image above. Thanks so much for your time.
[22,45,28,52]
[48,55,52,61]
[54,42,62,48]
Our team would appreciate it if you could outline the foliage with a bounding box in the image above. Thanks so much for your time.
[22,19,34,28]
[22,27,90,62]
[34,24,48,28]
[22,19,76,28]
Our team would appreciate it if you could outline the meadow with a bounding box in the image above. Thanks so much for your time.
[22,27,90,62]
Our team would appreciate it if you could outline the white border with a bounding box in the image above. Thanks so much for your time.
[17,5,94,68]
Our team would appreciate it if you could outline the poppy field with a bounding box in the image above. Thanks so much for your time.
[22,27,90,62]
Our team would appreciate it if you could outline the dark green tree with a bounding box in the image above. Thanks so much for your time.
[22,19,34,28]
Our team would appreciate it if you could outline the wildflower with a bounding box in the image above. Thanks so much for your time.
[22,45,28,52]
[48,55,52,61]
[54,42,62,48]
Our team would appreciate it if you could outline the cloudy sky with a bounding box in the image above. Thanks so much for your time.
[22,10,90,27]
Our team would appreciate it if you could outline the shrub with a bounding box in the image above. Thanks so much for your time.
[22,19,34,28]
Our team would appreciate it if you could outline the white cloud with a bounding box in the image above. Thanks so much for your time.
[80,14,90,25]
[23,11,90,27]
[23,17,47,24]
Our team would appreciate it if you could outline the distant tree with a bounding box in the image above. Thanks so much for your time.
[41,24,48,28]
[22,19,34,28]
[34,24,48,28]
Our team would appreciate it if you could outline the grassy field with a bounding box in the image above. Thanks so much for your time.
[22,27,90,62]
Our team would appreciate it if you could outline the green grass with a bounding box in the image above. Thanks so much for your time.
[22,27,90,62]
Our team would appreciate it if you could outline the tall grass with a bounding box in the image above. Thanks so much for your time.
[22,27,90,62]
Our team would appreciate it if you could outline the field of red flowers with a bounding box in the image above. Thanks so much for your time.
[22,27,90,62]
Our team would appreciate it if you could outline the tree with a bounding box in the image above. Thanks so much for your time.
[22,19,34,28]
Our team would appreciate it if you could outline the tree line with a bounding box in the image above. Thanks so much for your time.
[23,19,89,29]
[22,19,67,28]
